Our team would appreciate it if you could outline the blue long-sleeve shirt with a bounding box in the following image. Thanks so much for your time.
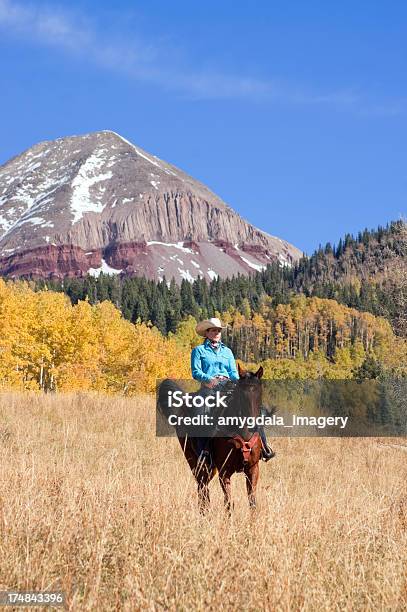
[191,339,239,382]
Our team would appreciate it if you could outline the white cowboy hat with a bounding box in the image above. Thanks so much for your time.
[196,317,226,337]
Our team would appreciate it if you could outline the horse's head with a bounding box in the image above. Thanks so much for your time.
[236,363,264,421]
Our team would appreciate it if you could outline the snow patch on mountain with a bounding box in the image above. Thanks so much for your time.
[88,258,122,277]
[207,269,218,280]
[178,268,194,282]
[71,150,113,223]
[146,241,194,253]
[19,217,54,227]
[0,214,14,232]
[239,256,266,272]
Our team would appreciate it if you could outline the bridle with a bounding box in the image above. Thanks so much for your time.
[232,376,262,462]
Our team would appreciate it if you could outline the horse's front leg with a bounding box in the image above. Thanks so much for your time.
[219,472,233,515]
[244,462,259,510]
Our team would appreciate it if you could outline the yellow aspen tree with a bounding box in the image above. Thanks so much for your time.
[56,299,101,391]
[172,315,201,350]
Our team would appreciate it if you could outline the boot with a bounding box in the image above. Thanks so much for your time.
[258,426,275,461]
[194,438,213,471]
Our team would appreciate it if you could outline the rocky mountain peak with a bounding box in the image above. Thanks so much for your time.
[0,131,302,281]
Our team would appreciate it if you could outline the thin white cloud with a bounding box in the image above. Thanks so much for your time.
[0,0,93,56]
[0,0,403,114]
[0,0,274,98]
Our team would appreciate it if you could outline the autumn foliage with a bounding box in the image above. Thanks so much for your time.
[0,279,190,393]
[0,279,405,393]
[222,294,407,378]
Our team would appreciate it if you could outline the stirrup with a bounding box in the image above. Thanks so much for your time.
[261,444,275,462]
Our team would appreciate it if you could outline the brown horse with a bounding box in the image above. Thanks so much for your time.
[158,364,264,513]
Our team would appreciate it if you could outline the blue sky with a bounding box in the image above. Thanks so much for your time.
[0,0,406,254]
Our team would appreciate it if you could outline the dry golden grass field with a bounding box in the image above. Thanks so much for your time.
[0,392,406,611]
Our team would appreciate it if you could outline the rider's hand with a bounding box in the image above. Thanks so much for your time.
[204,378,218,388]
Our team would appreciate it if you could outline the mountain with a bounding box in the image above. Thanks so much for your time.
[288,220,407,336]
[31,220,406,341]
[0,131,301,282]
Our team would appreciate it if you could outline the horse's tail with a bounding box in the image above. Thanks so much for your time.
[157,378,183,418]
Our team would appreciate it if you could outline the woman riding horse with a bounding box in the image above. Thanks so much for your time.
[191,317,275,468]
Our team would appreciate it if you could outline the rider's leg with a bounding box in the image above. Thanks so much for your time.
[194,437,213,471]
[194,436,209,457]
[194,382,221,469]
[258,426,275,460]
[259,407,275,461]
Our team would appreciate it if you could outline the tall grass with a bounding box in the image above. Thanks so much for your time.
[0,392,406,610]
